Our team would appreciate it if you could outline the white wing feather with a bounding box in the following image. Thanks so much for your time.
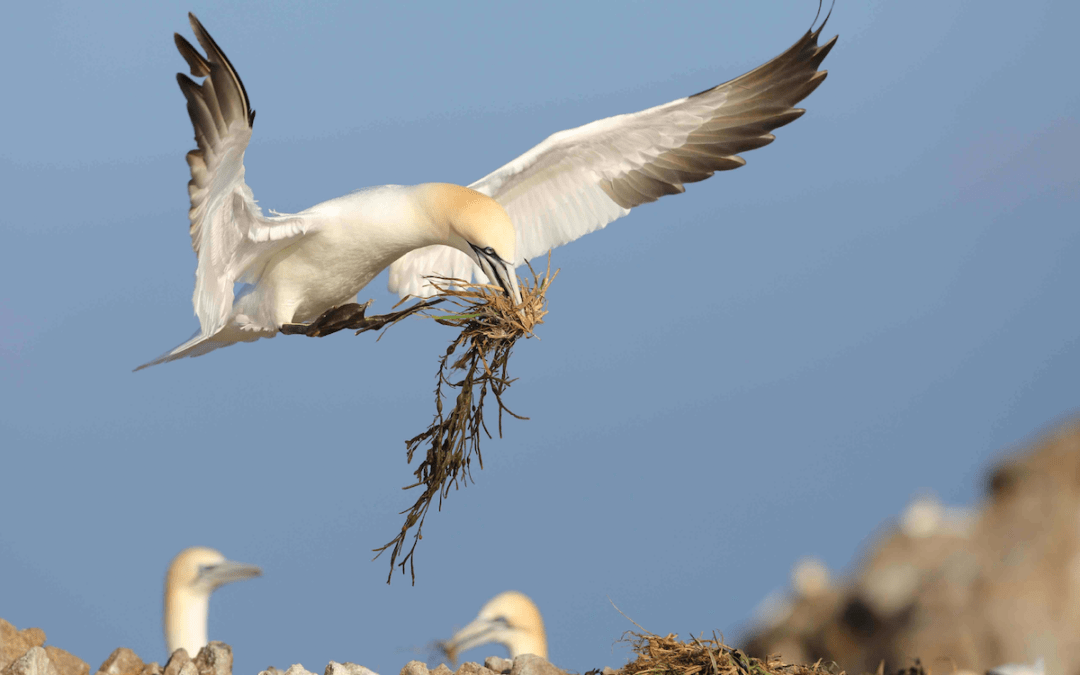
[175,14,309,335]
[388,19,835,298]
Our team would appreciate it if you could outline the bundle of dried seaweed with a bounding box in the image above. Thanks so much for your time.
[374,259,557,583]
[621,631,842,675]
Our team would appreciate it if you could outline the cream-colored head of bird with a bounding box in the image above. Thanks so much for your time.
[163,547,262,658]
[422,184,520,302]
[448,590,547,660]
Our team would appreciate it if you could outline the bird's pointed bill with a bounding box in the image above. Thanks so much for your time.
[199,560,262,587]
[444,617,504,659]
[471,246,522,305]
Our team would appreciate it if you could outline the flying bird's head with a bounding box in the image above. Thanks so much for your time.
[429,184,522,304]
[443,590,547,660]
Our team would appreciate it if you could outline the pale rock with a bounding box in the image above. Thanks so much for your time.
[163,651,190,675]
[138,664,162,675]
[21,632,46,652]
[455,663,496,675]
[399,663,428,675]
[193,643,231,675]
[2,647,60,675]
[509,655,565,675]
[429,666,451,675]
[325,663,378,675]
[257,669,285,675]
[1,620,47,672]
[483,659,511,675]
[44,647,89,675]
[601,669,618,675]
[283,665,316,675]
[95,649,144,675]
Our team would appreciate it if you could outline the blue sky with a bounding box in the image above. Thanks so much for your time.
[2,1,1078,675]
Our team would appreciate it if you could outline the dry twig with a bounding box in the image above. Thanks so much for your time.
[620,631,843,675]
[374,258,558,583]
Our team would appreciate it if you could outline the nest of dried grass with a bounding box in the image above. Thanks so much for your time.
[620,631,842,675]
[374,259,557,583]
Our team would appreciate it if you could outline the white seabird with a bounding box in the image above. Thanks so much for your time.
[164,546,262,657]
[138,11,835,370]
[444,591,548,660]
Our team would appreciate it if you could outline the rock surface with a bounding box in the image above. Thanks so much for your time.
[483,660,511,675]
[95,649,144,675]
[1,621,47,672]
[745,421,1080,675]
[325,663,378,675]
[2,647,61,675]
[163,651,194,675]
[454,664,496,675]
[1,621,89,675]
[0,617,580,675]
[508,655,563,675]
[45,648,89,675]
[193,644,231,675]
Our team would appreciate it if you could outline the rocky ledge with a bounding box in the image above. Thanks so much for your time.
[1,618,580,675]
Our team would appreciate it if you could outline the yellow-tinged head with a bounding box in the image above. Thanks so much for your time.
[421,183,521,304]
[443,590,548,661]
[163,547,262,658]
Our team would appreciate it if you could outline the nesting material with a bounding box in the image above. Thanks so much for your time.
[375,260,557,583]
[621,631,842,675]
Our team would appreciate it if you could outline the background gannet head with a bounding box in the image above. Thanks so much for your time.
[426,184,522,304]
[443,590,547,660]
[163,546,262,657]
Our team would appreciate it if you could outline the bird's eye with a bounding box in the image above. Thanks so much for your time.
[483,247,496,256]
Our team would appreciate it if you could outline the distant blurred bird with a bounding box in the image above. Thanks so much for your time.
[164,547,262,657]
[443,591,548,660]
[138,9,836,369]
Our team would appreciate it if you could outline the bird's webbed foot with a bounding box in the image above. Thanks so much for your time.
[280,298,444,338]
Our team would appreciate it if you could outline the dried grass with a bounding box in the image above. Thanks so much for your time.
[374,258,558,583]
[620,631,843,675]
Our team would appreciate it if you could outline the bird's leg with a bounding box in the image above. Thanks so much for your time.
[280,298,445,338]
[279,300,375,337]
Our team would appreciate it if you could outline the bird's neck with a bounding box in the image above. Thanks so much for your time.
[506,631,548,660]
[412,182,497,246]
[164,589,209,656]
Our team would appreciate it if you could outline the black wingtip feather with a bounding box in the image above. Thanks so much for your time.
[812,0,836,38]
[174,33,210,77]
[186,13,253,126]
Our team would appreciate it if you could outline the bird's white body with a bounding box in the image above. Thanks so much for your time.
[139,13,835,369]
[234,186,447,332]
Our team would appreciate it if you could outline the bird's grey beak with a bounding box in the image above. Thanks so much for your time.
[443,617,503,662]
[471,246,522,305]
[199,560,262,588]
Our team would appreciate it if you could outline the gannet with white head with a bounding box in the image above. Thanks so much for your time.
[164,547,262,657]
[138,10,835,369]
[443,591,548,660]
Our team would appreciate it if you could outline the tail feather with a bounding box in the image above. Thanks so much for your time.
[134,330,237,371]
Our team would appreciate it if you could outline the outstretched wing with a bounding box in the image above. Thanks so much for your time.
[175,13,308,335]
[389,16,836,298]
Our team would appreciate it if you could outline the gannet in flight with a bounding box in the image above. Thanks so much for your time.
[138,11,835,370]
[164,547,262,657]
[443,591,548,660]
